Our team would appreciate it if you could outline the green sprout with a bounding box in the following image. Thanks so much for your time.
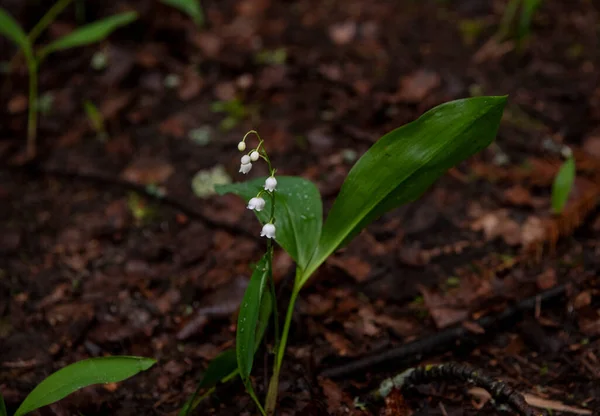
[211,98,249,131]
[0,2,137,158]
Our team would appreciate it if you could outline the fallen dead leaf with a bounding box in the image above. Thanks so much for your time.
[583,135,600,159]
[121,157,174,185]
[7,94,28,114]
[504,185,533,206]
[467,387,492,410]
[384,388,412,416]
[328,21,357,45]
[523,393,592,415]
[536,268,557,290]
[396,70,440,103]
[193,32,222,58]
[420,285,469,329]
[471,210,521,246]
[319,378,350,414]
[521,216,546,248]
[473,37,514,63]
[178,67,204,101]
[573,291,592,309]
[328,255,371,282]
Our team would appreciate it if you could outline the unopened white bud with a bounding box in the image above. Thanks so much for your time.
[238,141,246,151]
[250,151,260,162]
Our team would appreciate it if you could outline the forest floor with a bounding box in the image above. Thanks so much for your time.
[1,0,600,415]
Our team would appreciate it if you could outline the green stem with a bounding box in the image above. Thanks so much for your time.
[265,278,300,415]
[26,57,38,159]
[29,0,74,43]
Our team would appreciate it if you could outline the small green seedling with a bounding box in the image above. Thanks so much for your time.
[551,150,576,214]
[2,356,154,416]
[497,0,543,48]
[181,96,507,414]
[161,0,204,27]
[0,3,137,158]
[210,98,248,131]
[83,100,108,141]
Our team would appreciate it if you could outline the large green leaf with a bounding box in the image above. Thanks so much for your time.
[302,96,507,283]
[38,11,138,59]
[216,176,322,271]
[551,156,575,214]
[236,254,270,381]
[161,0,204,27]
[14,356,155,416]
[0,8,32,56]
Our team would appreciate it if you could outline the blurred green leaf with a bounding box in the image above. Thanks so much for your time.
[551,156,575,214]
[83,100,104,132]
[518,0,543,40]
[0,8,32,57]
[161,0,204,27]
[216,176,323,270]
[14,356,155,416]
[1,391,7,416]
[39,11,138,59]
[302,96,507,284]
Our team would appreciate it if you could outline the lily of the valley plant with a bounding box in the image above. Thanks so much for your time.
[182,96,508,415]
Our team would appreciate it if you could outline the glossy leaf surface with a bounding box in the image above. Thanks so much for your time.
[303,96,507,283]
[216,176,322,270]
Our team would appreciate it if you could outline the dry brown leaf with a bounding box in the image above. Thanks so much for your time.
[121,157,174,185]
[467,387,492,410]
[329,21,357,45]
[523,393,592,415]
[384,388,412,415]
[420,285,469,329]
[504,185,533,206]
[583,135,600,159]
[536,268,557,290]
[471,210,521,246]
[328,255,371,282]
[397,70,440,103]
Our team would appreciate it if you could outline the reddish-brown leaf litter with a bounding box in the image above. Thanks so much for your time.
[1,1,600,415]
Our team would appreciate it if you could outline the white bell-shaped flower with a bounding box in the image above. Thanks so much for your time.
[264,176,277,192]
[247,197,266,211]
[238,141,246,152]
[239,162,252,174]
[250,151,260,162]
[260,223,276,239]
[239,154,252,174]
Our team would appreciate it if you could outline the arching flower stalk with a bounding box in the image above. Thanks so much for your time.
[236,130,280,415]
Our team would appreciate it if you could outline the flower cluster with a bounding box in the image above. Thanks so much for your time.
[237,132,278,239]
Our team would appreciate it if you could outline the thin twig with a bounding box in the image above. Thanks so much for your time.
[320,284,568,378]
